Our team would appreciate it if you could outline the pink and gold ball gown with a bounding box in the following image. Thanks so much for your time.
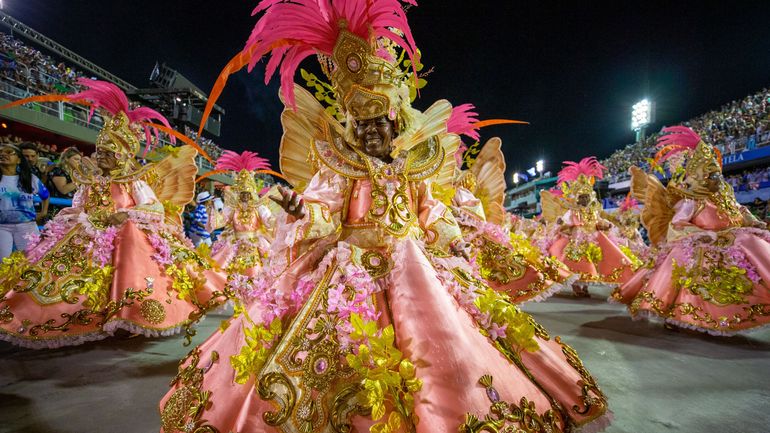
[160,139,609,433]
[0,161,226,348]
[0,80,226,349]
[611,198,770,335]
[612,127,770,334]
[452,186,576,303]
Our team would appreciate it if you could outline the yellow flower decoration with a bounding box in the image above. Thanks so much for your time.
[75,265,115,310]
[474,289,540,354]
[230,316,283,385]
[345,313,422,433]
[0,251,28,296]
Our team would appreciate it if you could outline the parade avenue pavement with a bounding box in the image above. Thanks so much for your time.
[1,285,768,433]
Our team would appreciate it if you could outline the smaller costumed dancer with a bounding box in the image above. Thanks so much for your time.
[210,151,276,293]
[611,126,770,335]
[0,79,226,349]
[444,106,576,302]
[607,195,649,265]
[541,157,639,296]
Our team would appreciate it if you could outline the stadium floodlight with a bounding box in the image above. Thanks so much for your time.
[535,160,544,174]
[631,99,652,131]
[513,172,520,184]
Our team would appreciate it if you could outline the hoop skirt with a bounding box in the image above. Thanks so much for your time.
[0,179,226,349]
[611,200,770,335]
[159,168,610,433]
[547,210,638,285]
[453,188,576,303]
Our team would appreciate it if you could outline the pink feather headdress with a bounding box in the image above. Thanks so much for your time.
[215,150,272,172]
[653,126,703,164]
[69,78,174,154]
[619,195,640,212]
[447,104,481,141]
[557,157,605,184]
[244,0,419,107]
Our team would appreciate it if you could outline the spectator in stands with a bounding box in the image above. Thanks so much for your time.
[19,142,47,182]
[49,146,82,199]
[190,191,213,247]
[0,143,49,259]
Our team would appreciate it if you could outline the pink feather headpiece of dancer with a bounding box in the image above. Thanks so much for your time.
[653,126,703,164]
[557,157,605,184]
[215,150,272,172]
[69,78,174,155]
[619,195,640,212]
[447,104,481,141]
[244,0,419,107]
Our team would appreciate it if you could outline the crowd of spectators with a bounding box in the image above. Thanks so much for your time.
[0,31,226,160]
[184,126,224,160]
[725,166,770,192]
[603,88,770,182]
[0,32,84,95]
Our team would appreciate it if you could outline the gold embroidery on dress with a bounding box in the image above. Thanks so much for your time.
[161,347,221,433]
[461,375,564,433]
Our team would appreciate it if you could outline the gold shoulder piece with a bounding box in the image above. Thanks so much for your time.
[311,127,368,180]
[405,136,448,181]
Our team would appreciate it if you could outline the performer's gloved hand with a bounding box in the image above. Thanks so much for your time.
[107,211,129,226]
[596,221,612,231]
[451,239,472,261]
[270,185,305,220]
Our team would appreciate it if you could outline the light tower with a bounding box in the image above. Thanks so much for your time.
[631,99,654,142]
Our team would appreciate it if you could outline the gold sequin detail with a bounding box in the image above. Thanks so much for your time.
[139,299,167,325]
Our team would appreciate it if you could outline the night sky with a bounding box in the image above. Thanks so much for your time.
[8,1,770,184]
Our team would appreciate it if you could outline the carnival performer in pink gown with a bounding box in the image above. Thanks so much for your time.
[540,158,639,296]
[159,3,609,432]
[210,151,275,285]
[0,79,226,349]
[443,109,576,303]
[611,126,770,335]
[607,195,649,265]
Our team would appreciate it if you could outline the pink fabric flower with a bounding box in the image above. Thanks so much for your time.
[147,233,173,266]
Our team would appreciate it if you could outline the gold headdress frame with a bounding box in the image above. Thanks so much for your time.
[561,174,596,200]
[233,169,260,197]
[684,141,721,181]
[96,111,141,160]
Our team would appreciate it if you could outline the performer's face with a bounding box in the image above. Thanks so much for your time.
[705,171,722,193]
[239,191,252,203]
[95,148,118,171]
[577,194,590,206]
[354,115,394,160]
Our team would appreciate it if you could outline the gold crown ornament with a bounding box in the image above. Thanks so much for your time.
[684,141,722,182]
[233,169,260,197]
[561,174,596,200]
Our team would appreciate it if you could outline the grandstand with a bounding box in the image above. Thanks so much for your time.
[0,10,231,184]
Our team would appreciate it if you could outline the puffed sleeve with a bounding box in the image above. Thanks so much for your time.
[419,180,464,253]
[272,167,347,255]
[121,180,165,222]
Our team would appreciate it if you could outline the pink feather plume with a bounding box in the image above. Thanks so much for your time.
[557,156,605,184]
[619,195,639,212]
[243,0,419,107]
[69,78,174,154]
[654,126,703,163]
[215,150,272,172]
[447,103,480,141]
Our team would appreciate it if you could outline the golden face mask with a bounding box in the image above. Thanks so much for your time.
[95,111,141,161]
[684,141,722,184]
